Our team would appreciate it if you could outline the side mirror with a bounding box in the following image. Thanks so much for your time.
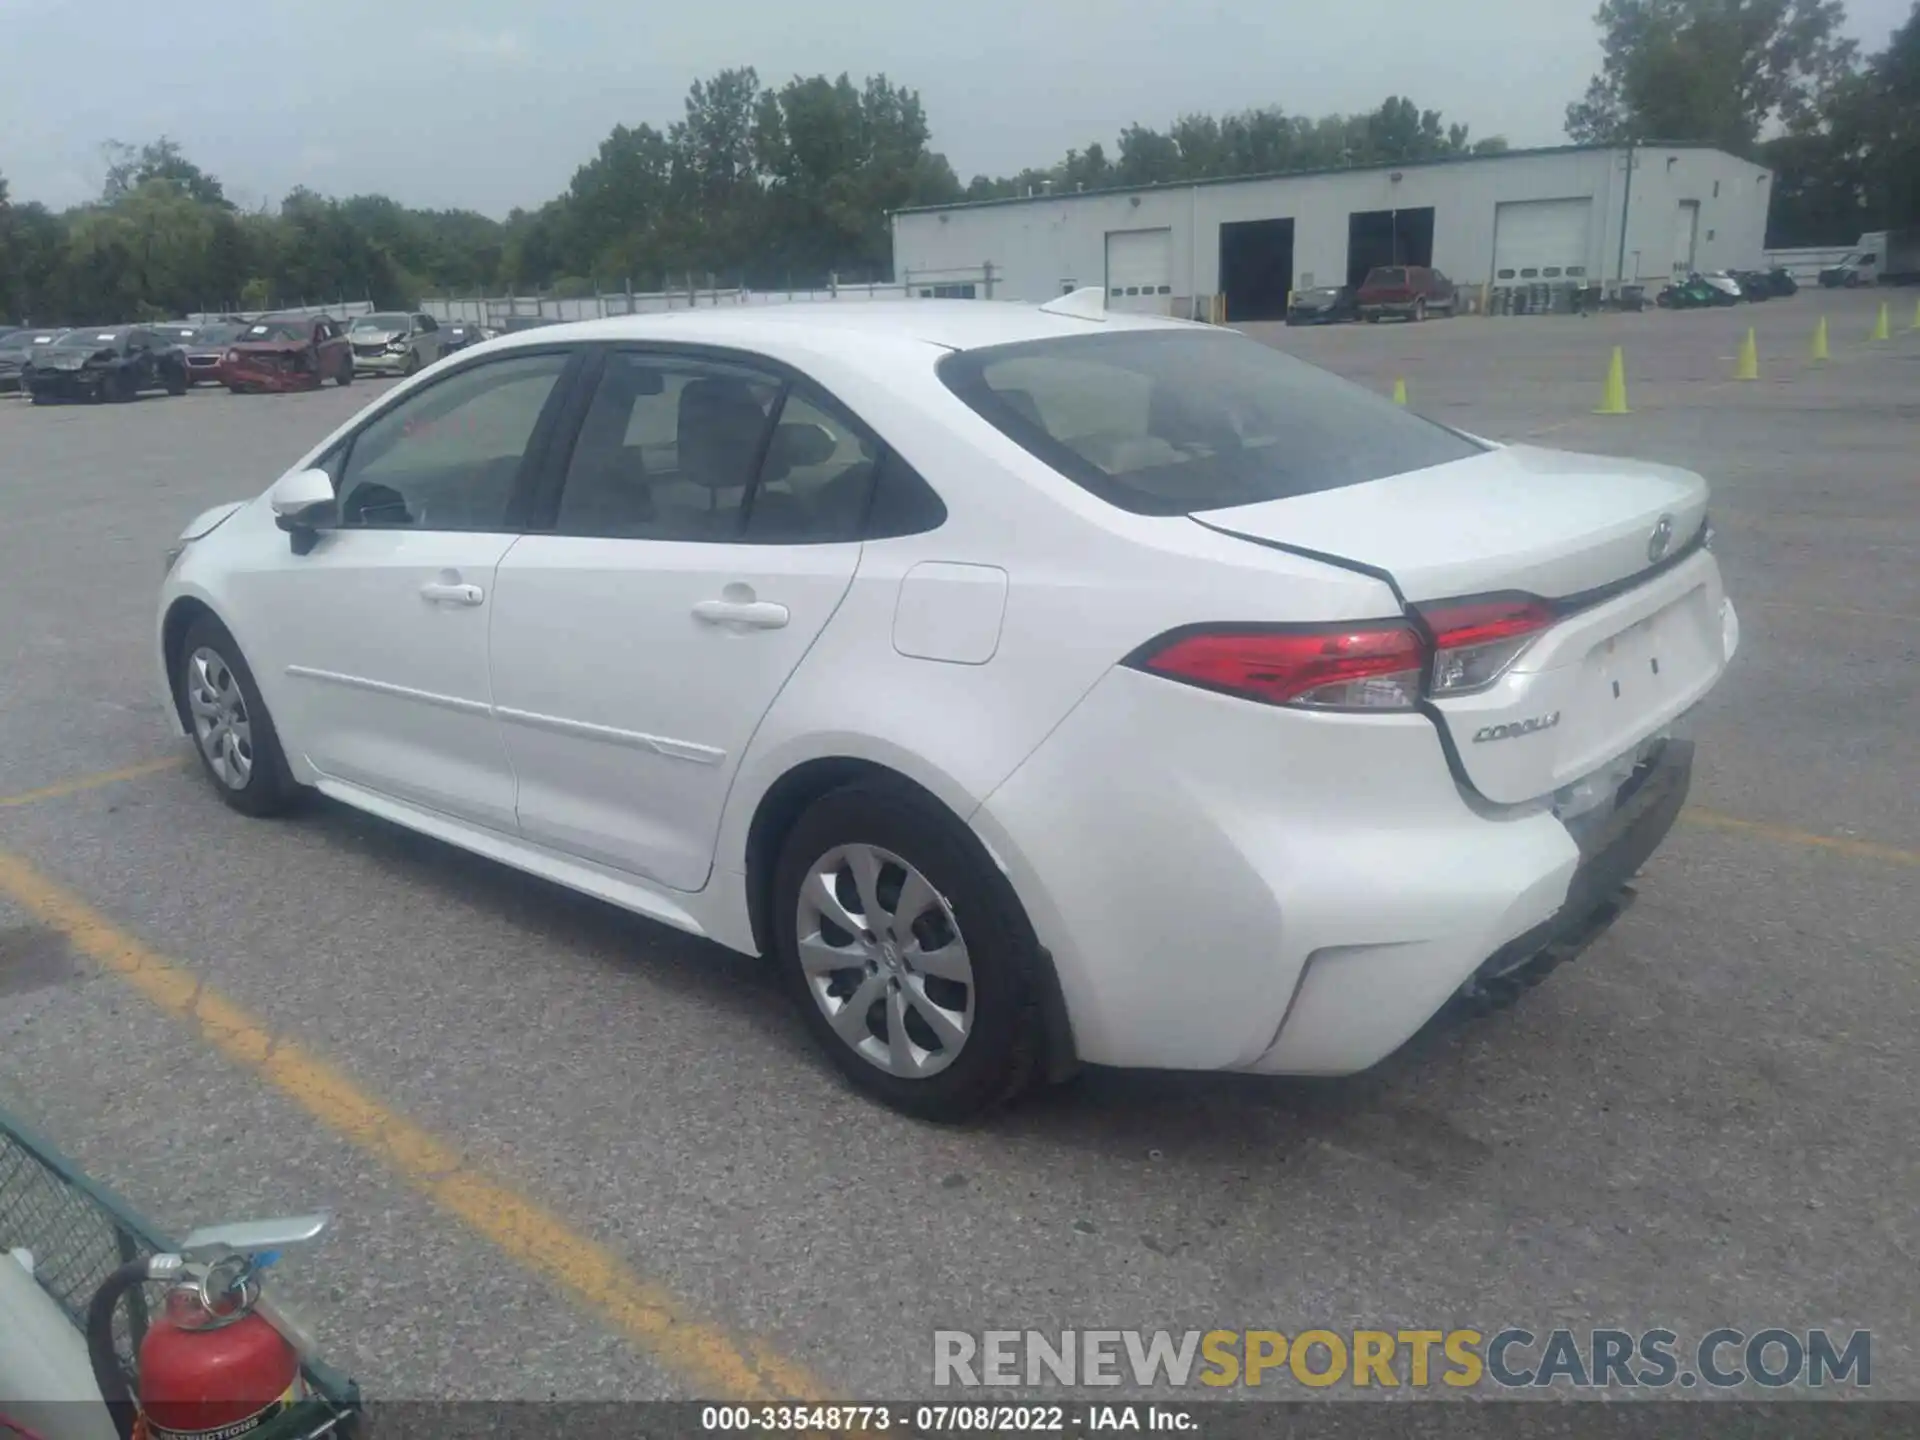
[269,467,335,518]
[270,468,336,554]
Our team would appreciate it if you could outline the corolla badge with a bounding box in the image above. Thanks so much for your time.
[1473,713,1562,743]
[1648,513,1675,562]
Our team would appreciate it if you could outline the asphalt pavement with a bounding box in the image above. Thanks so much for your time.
[1,290,1915,1404]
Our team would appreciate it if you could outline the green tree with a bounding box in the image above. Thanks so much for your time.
[1565,0,1857,152]
[1763,1,1920,243]
[102,137,231,208]
[1856,0,1919,226]
[1115,124,1184,185]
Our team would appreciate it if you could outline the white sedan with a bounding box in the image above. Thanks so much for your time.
[156,296,1739,1121]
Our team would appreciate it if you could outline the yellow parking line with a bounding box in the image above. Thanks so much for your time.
[1681,809,1919,867]
[0,848,825,1402]
[0,755,188,808]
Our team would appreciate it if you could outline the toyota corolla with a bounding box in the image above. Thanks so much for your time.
[155,298,1739,1121]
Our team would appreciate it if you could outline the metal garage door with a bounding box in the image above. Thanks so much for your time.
[1106,229,1173,314]
[1491,198,1593,285]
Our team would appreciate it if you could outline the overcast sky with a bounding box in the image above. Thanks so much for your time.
[1,0,1911,217]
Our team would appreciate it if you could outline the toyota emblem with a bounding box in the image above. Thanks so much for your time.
[1647,514,1675,562]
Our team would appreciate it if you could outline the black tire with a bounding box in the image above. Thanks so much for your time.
[165,369,187,396]
[228,384,246,395]
[771,779,1047,1123]
[403,351,420,376]
[176,616,303,818]
[337,362,353,387]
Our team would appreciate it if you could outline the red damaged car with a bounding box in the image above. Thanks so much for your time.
[222,315,353,393]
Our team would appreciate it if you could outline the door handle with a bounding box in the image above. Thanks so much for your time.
[692,598,789,629]
[420,581,484,606]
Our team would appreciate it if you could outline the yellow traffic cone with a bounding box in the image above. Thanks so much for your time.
[1392,377,1408,405]
[1734,326,1759,381]
[1871,302,1891,342]
[1594,346,1630,415]
[1811,316,1830,361]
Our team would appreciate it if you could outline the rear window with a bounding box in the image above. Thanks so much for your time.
[1364,267,1409,287]
[937,330,1481,516]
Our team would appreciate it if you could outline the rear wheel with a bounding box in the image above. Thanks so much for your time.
[177,616,302,818]
[772,780,1046,1123]
[1413,298,1428,322]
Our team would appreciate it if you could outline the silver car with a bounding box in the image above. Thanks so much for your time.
[346,312,444,377]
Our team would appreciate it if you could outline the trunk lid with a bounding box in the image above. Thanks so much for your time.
[1195,443,1732,804]
[1195,444,1708,604]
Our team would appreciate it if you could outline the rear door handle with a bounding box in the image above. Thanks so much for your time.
[420,581,484,606]
[692,599,790,629]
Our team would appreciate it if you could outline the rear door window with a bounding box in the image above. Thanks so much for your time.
[938,330,1481,516]
[553,352,781,540]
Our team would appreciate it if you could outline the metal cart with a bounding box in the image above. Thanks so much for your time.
[0,1105,361,1440]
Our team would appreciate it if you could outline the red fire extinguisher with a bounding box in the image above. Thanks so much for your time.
[87,1241,315,1440]
[136,1256,304,1439]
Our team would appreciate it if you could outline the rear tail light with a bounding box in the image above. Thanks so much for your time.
[1128,624,1426,711]
[1129,595,1560,712]
[1420,596,1557,694]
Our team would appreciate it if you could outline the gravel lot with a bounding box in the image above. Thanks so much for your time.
[1,290,1915,1404]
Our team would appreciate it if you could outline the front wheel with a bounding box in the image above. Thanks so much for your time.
[177,616,303,817]
[165,369,187,396]
[336,360,353,387]
[1413,298,1428,322]
[402,351,421,376]
[772,781,1047,1123]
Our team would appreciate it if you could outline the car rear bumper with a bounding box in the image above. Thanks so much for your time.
[972,667,1699,1077]
[1448,739,1690,1012]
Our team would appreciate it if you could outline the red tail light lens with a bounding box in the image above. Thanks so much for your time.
[1130,624,1426,711]
[1420,596,1557,694]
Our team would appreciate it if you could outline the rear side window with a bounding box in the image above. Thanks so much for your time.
[938,331,1481,517]
[742,388,880,543]
[1365,267,1408,286]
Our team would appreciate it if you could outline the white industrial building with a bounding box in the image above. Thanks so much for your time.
[891,143,1772,320]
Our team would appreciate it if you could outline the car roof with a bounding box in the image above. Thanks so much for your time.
[482,299,1206,361]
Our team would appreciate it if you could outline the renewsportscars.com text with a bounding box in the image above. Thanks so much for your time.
[933,1328,1871,1391]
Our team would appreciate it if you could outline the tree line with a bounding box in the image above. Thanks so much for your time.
[0,0,1914,324]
